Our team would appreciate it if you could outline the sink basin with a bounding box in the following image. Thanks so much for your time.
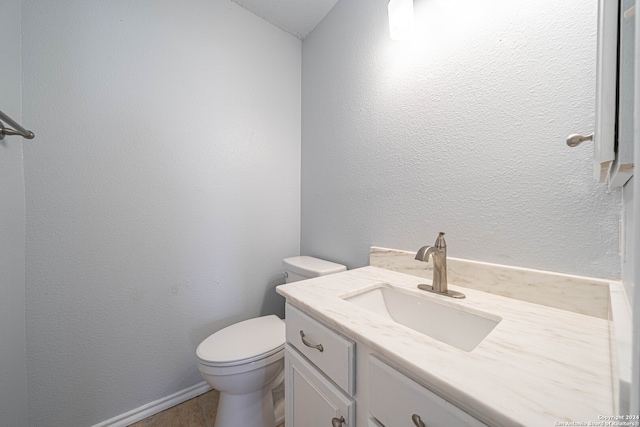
[342,284,501,351]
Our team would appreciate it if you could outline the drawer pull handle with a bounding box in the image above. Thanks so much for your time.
[331,415,345,427]
[300,330,324,352]
[412,414,426,427]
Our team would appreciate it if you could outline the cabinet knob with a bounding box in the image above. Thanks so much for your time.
[331,415,345,427]
[566,133,593,147]
[300,330,324,352]
[412,413,426,427]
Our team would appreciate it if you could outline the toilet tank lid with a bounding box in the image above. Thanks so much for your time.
[283,256,346,277]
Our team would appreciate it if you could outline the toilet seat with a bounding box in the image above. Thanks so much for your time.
[198,344,284,368]
[197,347,284,377]
[196,315,285,367]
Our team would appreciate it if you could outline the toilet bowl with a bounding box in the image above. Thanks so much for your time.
[196,256,346,427]
[196,315,285,427]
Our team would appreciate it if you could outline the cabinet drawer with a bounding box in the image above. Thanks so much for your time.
[369,356,486,427]
[286,304,355,394]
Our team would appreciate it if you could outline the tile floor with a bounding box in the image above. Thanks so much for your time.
[128,389,285,427]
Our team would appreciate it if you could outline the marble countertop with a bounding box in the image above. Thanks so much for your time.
[276,265,614,427]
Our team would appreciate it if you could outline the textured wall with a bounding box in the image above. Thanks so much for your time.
[301,0,621,278]
[623,179,634,299]
[0,0,28,425]
[21,1,301,426]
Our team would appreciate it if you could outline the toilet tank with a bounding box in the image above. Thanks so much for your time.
[283,256,346,283]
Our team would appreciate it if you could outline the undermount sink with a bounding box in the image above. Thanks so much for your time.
[342,284,501,351]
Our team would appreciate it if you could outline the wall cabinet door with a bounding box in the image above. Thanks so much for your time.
[285,344,355,427]
[595,0,636,186]
[608,0,636,186]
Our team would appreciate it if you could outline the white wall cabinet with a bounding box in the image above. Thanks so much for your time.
[284,303,487,427]
[595,0,635,186]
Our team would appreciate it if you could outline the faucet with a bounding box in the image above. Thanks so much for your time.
[415,232,465,299]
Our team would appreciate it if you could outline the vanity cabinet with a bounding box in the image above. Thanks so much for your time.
[284,303,487,427]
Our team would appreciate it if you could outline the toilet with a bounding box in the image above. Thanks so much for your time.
[195,256,347,427]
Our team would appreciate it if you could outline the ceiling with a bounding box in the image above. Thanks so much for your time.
[231,0,340,40]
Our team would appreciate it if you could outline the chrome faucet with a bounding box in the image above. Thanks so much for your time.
[415,232,465,299]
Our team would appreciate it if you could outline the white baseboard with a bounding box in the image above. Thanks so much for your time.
[92,381,212,427]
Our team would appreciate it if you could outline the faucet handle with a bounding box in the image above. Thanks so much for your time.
[435,232,446,249]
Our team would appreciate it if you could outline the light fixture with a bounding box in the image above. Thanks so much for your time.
[388,0,415,40]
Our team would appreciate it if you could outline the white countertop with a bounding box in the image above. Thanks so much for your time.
[276,265,614,427]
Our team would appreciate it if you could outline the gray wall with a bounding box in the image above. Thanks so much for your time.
[21,1,301,425]
[301,0,621,279]
[623,179,634,299]
[0,0,28,425]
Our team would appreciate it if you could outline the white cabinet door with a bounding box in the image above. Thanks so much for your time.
[609,0,636,187]
[595,0,636,186]
[368,356,486,427]
[285,344,355,427]
[594,0,618,181]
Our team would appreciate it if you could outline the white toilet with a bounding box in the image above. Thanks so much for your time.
[195,256,346,427]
